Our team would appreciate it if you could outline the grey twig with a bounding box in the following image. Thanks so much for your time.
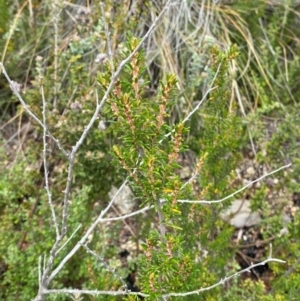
[40,247,284,300]
[162,254,285,297]
[0,63,69,157]
[56,224,82,255]
[42,288,148,298]
[178,163,291,204]
[41,85,60,239]
[81,243,128,292]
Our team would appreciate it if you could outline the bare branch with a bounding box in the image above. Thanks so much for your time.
[99,204,153,222]
[43,288,148,298]
[81,243,128,292]
[0,63,69,157]
[93,163,293,230]
[163,256,285,297]
[42,250,284,300]
[56,224,82,255]
[178,163,291,204]
[38,256,42,284]
[97,163,293,224]
[41,84,60,239]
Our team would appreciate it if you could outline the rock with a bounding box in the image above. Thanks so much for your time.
[220,199,261,228]
[180,166,192,179]
[109,185,135,215]
[246,166,255,176]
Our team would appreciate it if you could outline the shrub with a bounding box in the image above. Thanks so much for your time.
[1,1,299,300]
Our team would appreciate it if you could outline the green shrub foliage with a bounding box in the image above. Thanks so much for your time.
[1,1,300,300]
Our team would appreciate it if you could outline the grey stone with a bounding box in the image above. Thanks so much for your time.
[220,199,261,228]
[109,185,135,215]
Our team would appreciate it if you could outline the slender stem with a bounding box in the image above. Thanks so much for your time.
[0,63,69,157]
[41,84,60,239]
